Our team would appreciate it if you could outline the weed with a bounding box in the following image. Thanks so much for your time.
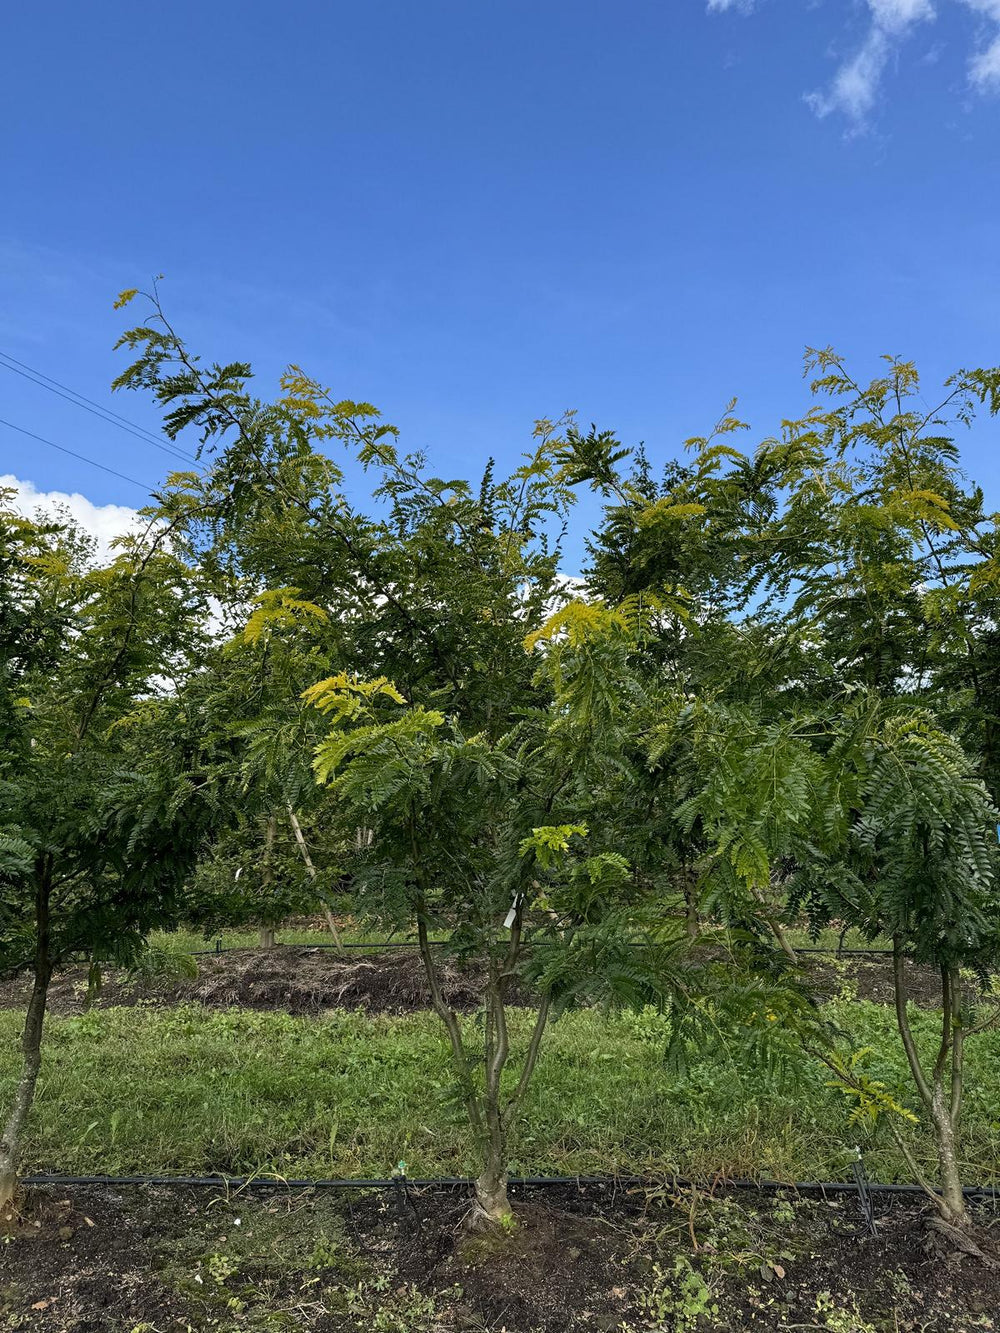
[638,1256,718,1331]
[342,1279,459,1332]
[813,1290,879,1333]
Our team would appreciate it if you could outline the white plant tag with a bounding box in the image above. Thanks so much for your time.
[503,896,520,930]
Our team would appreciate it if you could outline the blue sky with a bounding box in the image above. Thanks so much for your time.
[1,0,998,567]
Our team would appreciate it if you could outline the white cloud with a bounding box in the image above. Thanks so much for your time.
[709,0,1000,118]
[969,31,1000,82]
[0,474,148,562]
[870,0,936,32]
[806,0,935,123]
[962,0,1000,86]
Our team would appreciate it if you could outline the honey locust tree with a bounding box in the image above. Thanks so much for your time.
[578,352,1000,786]
[110,294,819,1226]
[0,496,224,1215]
[787,705,1000,1233]
[571,353,1000,951]
[176,618,349,948]
[111,286,573,736]
[111,289,585,945]
[660,691,1000,1230]
[304,599,688,1227]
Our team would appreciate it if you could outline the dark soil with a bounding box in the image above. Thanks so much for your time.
[0,943,953,1018]
[2,1182,999,1332]
[0,947,517,1018]
[801,952,948,1007]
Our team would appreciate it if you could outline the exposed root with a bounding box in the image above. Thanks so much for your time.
[924,1214,999,1270]
[0,1185,24,1235]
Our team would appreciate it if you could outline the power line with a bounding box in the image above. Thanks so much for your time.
[0,349,197,465]
[0,417,154,492]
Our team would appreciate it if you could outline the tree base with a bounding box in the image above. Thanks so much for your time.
[0,1178,22,1234]
[466,1179,517,1234]
[924,1214,998,1270]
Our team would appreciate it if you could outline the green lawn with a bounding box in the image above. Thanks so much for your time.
[4,998,999,1186]
[148,926,423,954]
[152,924,887,957]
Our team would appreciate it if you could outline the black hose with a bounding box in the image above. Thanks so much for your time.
[191,940,895,957]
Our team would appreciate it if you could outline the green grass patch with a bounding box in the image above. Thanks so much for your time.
[783,925,891,952]
[153,922,885,958]
[4,999,1000,1186]
[148,925,418,954]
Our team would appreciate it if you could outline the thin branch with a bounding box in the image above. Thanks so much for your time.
[893,939,933,1111]
[504,994,552,1128]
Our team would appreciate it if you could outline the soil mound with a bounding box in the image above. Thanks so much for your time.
[0,947,506,1017]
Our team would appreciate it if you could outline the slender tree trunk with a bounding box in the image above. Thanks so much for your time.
[471,968,512,1226]
[0,869,53,1220]
[753,886,797,962]
[258,813,278,949]
[682,863,699,939]
[930,1083,967,1225]
[287,805,344,952]
[892,940,968,1227]
[83,960,102,1012]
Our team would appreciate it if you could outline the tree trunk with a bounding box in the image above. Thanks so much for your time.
[892,941,969,1228]
[258,814,278,949]
[287,805,344,952]
[683,864,699,939]
[752,882,797,963]
[471,973,513,1228]
[931,1084,967,1227]
[473,1155,511,1226]
[0,869,52,1221]
[83,960,102,1012]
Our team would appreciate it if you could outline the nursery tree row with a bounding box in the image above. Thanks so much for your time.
[1,291,999,1233]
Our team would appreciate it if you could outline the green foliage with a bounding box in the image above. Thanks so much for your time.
[823,1048,918,1131]
[0,492,227,975]
[638,1256,718,1332]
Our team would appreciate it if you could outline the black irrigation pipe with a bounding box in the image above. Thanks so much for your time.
[19,1171,1000,1200]
[191,940,896,958]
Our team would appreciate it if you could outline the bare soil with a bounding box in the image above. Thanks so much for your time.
[0,944,947,1019]
[0,947,512,1017]
[2,1182,999,1331]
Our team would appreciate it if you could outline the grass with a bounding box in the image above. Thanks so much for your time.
[4,997,1000,1187]
[149,926,409,954]
[783,926,891,953]
[151,923,886,958]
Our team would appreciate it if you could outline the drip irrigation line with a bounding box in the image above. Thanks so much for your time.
[189,940,895,958]
[18,1170,1000,1200]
